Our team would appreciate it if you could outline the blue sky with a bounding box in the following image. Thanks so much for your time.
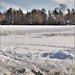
[0,0,74,13]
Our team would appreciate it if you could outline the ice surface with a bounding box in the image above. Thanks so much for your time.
[0,25,75,75]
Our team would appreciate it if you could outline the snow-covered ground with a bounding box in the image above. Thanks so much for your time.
[0,25,75,75]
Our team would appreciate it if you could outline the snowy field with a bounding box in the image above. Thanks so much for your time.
[0,25,75,75]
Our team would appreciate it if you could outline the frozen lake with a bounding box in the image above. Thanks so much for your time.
[0,25,75,75]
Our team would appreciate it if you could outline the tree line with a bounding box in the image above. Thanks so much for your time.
[0,4,75,25]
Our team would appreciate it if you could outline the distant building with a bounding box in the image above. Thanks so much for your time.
[57,20,73,25]
[1,20,11,25]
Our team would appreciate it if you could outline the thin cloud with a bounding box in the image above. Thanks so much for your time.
[54,0,74,4]
[54,0,67,4]
[0,1,27,13]
[54,0,74,7]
